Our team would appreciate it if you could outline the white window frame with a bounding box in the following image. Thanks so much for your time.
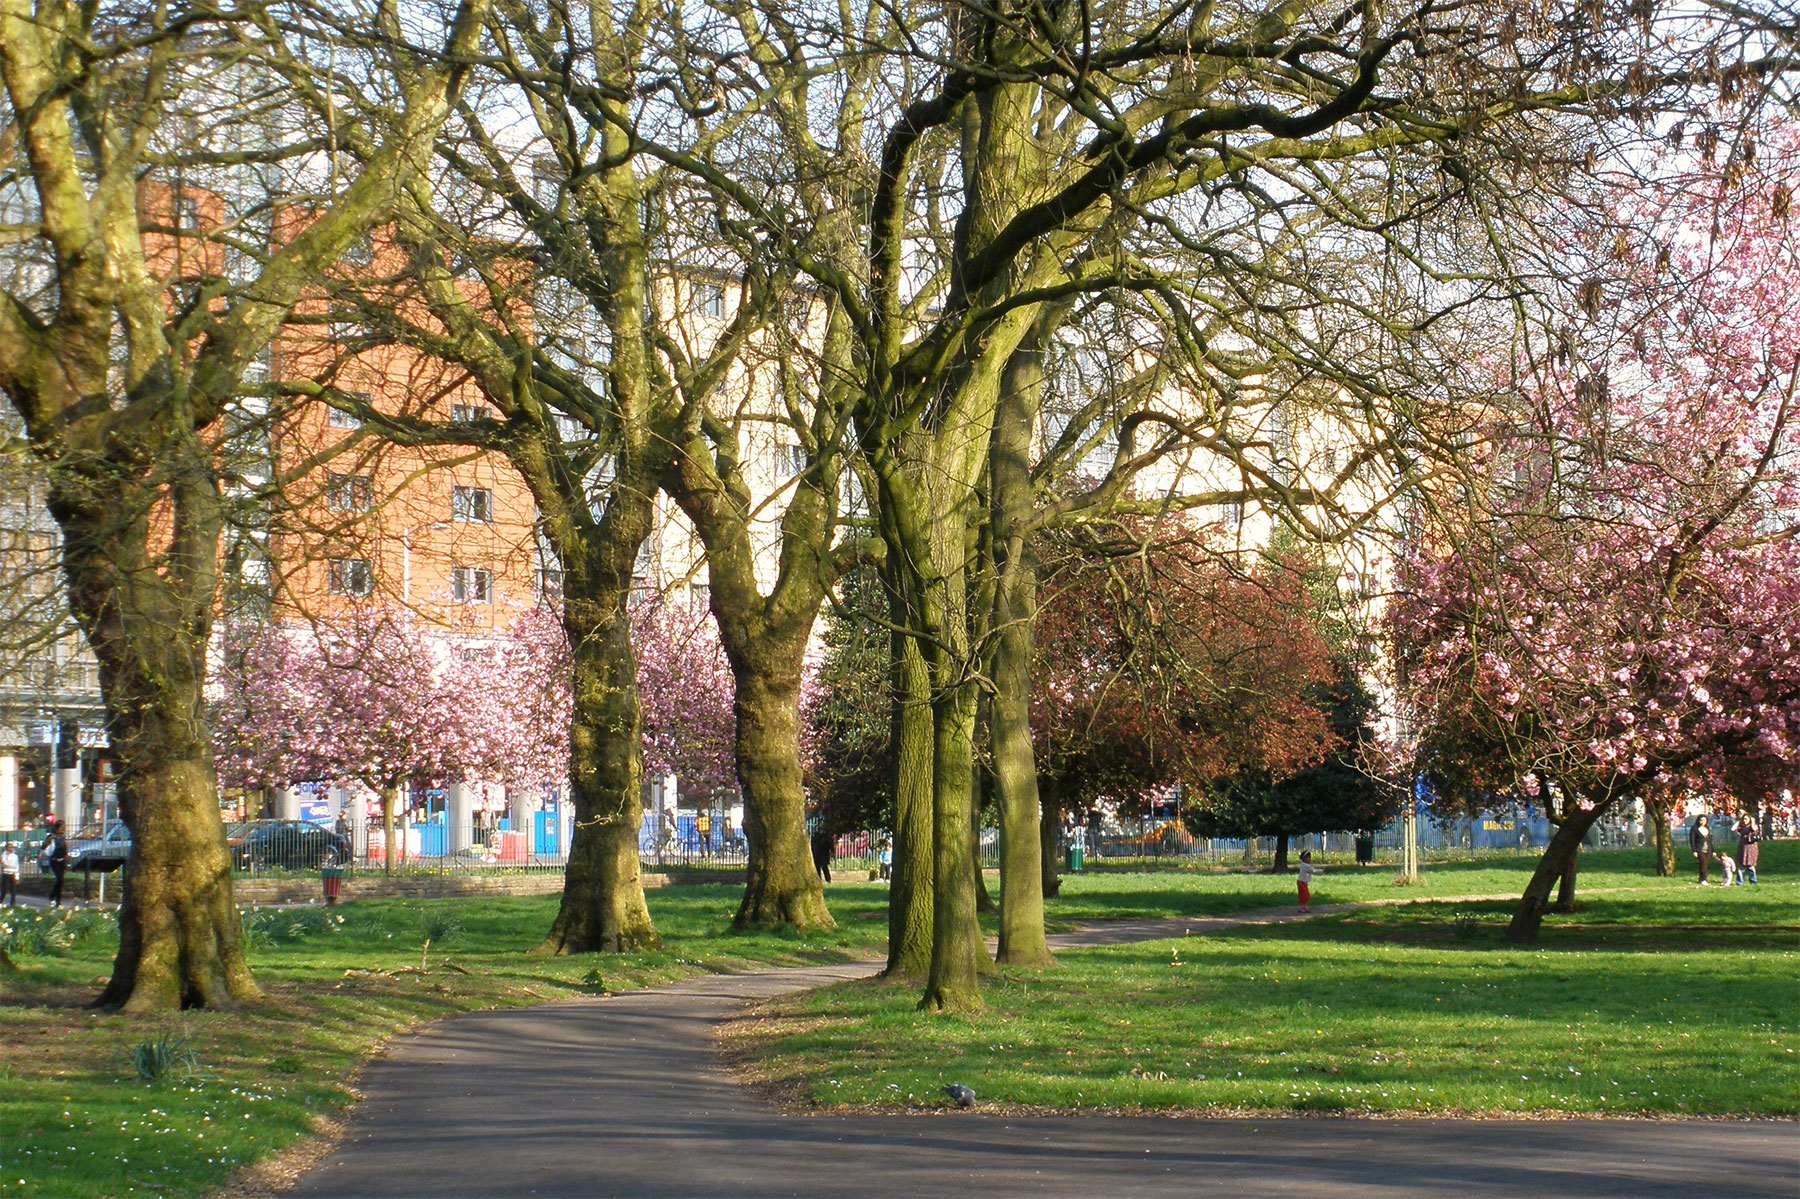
[452,485,494,523]
[773,442,806,479]
[327,472,372,512]
[692,282,725,318]
[452,565,493,604]
[328,557,373,596]
[328,393,369,429]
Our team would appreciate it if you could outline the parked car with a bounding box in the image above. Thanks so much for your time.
[48,821,132,872]
[227,819,351,871]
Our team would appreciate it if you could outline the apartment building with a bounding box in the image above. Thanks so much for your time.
[0,442,110,833]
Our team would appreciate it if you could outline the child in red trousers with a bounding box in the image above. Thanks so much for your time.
[1297,850,1318,914]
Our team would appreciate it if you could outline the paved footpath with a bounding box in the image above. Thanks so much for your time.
[291,906,1798,1198]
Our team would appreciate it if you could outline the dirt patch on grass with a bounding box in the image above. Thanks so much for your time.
[211,1111,350,1198]
[715,1000,840,1111]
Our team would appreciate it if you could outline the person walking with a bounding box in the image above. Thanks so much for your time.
[695,809,712,857]
[1297,850,1318,914]
[1736,810,1761,885]
[810,826,834,884]
[1688,812,1713,885]
[1,841,19,906]
[40,816,68,909]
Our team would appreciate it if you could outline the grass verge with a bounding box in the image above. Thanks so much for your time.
[734,848,1799,1119]
[0,884,890,1198]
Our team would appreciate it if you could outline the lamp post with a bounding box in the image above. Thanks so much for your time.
[401,522,451,604]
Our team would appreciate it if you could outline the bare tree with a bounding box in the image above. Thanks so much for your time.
[0,0,489,1008]
[763,0,1793,1011]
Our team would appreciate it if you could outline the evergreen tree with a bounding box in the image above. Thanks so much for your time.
[805,569,895,835]
[1183,660,1395,871]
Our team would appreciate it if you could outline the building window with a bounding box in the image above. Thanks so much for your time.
[692,282,725,318]
[329,557,373,596]
[555,414,586,442]
[537,568,564,599]
[689,583,709,610]
[452,565,493,604]
[451,403,492,423]
[452,485,494,523]
[342,233,375,265]
[327,473,373,512]
[1224,499,1245,528]
[773,442,806,479]
[328,393,368,429]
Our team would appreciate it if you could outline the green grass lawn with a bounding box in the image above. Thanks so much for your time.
[0,884,891,1199]
[1048,844,1711,925]
[736,845,1800,1119]
[2,848,1793,1198]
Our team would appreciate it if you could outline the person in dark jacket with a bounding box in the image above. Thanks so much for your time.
[810,827,834,884]
[1688,813,1713,885]
[40,815,69,909]
[1735,810,1761,885]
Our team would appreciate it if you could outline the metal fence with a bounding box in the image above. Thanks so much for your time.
[7,808,1716,889]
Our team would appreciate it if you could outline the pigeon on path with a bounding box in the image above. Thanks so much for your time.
[943,1084,976,1109]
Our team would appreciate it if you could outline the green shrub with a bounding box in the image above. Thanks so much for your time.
[239,905,346,950]
[0,909,117,957]
[416,906,462,947]
[131,1033,198,1083]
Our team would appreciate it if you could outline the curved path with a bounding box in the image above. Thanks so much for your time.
[291,908,1797,1198]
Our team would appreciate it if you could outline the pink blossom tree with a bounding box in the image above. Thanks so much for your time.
[631,597,737,796]
[1394,157,1800,942]
[214,599,734,873]
[501,596,736,800]
[214,609,568,872]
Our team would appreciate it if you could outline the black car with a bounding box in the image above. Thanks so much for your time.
[227,819,351,871]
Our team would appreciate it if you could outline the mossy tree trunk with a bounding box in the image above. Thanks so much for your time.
[989,336,1052,967]
[0,0,487,1010]
[539,581,660,953]
[886,614,936,978]
[381,48,695,955]
[77,477,257,1010]
[921,675,986,1011]
[732,667,833,930]
[664,402,846,934]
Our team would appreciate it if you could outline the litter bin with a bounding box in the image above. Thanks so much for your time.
[321,865,344,905]
[1066,845,1084,872]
